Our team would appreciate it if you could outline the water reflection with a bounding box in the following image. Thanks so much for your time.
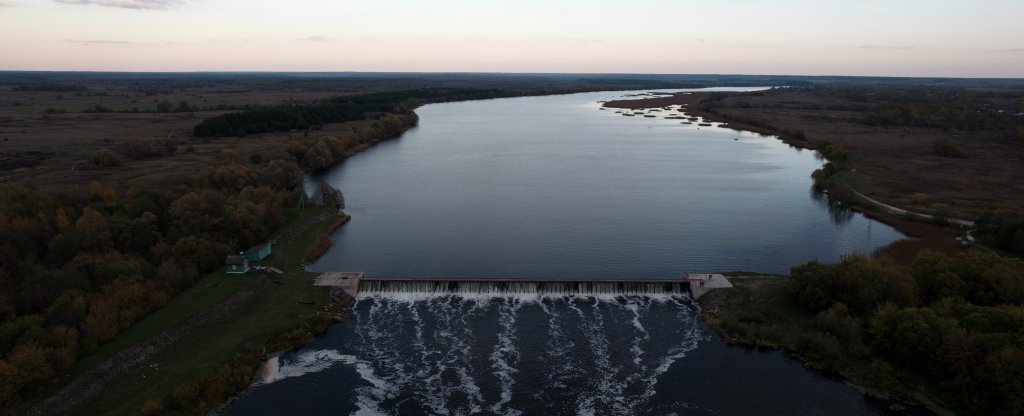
[809,185,855,226]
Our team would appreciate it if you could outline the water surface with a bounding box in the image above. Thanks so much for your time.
[308,89,902,277]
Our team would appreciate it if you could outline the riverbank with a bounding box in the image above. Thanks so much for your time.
[602,90,969,243]
[699,274,953,416]
[611,87,1024,222]
[30,128,412,415]
[20,98,422,415]
[29,206,350,415]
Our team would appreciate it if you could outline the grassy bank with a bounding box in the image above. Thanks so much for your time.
[34,206,347,416]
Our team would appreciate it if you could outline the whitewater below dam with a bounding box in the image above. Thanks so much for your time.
[320,294,700,415]
[229,292,889,415]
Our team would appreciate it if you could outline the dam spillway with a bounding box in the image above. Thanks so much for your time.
[359,279,690,297]
[315,272,730,299]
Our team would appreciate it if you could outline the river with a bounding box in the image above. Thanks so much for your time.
[224,89,906,415]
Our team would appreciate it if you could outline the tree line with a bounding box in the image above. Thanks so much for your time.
[786,250,1024,415]
[192,87,524,138]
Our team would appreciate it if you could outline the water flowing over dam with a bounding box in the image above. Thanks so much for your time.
[316,273,728,299]
[358,278,691,297]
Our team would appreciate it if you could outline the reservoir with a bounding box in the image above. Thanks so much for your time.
[225,89,906,415]
[307,89,901,277]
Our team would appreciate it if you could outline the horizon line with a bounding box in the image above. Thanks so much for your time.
[1,69,1022,81]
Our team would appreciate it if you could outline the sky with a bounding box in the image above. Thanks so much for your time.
[0,0,1022,77]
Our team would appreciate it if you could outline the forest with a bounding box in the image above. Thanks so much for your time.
[763,249,1024,415]
[0,109,416,410]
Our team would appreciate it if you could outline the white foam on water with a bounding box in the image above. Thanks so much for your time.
[535,299,577,395]
[413,298,448,415]
[622,299,651,368]
[256,348,396,416]
[634,297,704,404]
[352,298,429,415]
[325,293,702,414]
[258,350,356,384]
[488,299,523,416]
[352,360,392,395]
[572,298,631,414]
[454,298,485,412]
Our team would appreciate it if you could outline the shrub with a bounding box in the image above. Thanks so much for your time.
[933,138,966,158]
[795,331,844,367]
[87,149,122,167]
[909,193,929,205]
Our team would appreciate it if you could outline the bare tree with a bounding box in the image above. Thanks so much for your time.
[311,180,344,210]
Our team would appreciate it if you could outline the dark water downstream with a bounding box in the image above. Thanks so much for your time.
[224,89,906,415]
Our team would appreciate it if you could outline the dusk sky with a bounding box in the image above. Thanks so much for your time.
[1,0,1022,77]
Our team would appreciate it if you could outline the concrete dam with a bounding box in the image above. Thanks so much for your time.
[314,272,732,299]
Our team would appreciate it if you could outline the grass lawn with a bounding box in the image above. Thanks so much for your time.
[40,206,342,416]
[707,275,814,347]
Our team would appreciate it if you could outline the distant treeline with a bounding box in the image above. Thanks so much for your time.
[192,88,515,137]
[13,83,88,92]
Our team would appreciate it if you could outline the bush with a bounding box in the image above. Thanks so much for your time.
[909,193,929,205]
[87,149,122,167]
[933,138,966,158]
[795,332,844,367]
[869,306,956,374]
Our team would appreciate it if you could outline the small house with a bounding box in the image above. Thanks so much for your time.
[225,255,250,274]
[243,242,272,262]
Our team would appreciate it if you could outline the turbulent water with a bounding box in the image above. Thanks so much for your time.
[256,294,704,415]
[231,292,887,415]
